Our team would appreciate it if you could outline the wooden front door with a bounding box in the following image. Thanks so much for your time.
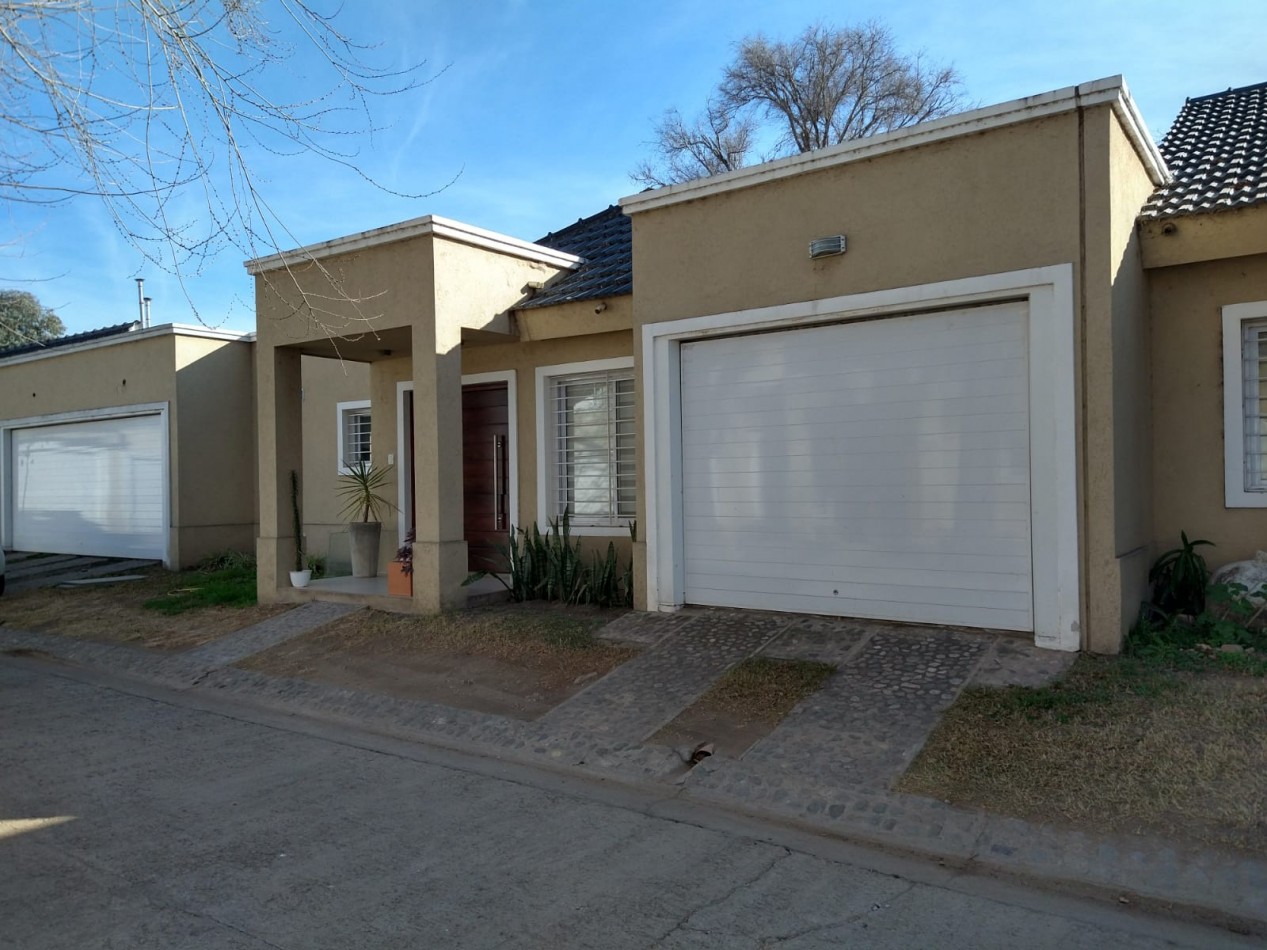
[462,382,510,572]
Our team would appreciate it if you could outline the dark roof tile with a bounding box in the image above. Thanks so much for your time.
[519,205,631,310]
[1142,81,1267,219]
[0,321,140,360]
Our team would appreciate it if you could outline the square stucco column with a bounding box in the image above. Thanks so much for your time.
[256,347,303,603]
[410,324,468,611]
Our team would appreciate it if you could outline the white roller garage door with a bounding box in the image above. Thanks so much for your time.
[679,302,1033,631]
[11,413,166,560]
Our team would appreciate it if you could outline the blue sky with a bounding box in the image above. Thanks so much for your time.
[2,0,1262,335]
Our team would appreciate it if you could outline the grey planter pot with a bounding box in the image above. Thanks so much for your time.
[348,522,382,578]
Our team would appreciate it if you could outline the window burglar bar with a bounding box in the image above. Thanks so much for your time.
[1244,321,1267,491]
[551,371,635,525]
[345,409,372,466]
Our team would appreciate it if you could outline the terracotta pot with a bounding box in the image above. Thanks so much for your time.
[387,561,412,597]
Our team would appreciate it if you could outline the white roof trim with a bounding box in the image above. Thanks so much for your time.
[0,323,252,369]
[621,76,1170,214]
[244,215,584,275]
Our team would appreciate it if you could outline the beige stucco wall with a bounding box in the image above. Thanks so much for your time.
[298,355,372,563]
[627,104,1157,651]
[1076,108,1162,649]
[172,336,257,566]
[1148,245,1267,569]
[0,330,259,568]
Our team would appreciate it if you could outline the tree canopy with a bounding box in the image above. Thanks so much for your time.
[634,21,967,187]
[0,290,65,349]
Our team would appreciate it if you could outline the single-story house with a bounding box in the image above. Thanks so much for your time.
[3,74,1261,656]
[0,320,370,568]
[247,75,1266,654]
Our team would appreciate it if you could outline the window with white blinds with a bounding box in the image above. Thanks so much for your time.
[336,400,372,474]
[1243,321,1267,491]
[547,370,635,526]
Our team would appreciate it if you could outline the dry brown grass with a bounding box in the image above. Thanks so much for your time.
[0,567,286,651]
[700,657,837,724]
[899,657,1267,854]
[240,604,637,693]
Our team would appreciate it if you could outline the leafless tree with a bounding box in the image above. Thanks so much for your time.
[631,100,757,189]
[0,0,443,328]
[633,21,966,187]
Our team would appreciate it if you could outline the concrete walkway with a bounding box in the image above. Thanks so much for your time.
[2,606,1264,935]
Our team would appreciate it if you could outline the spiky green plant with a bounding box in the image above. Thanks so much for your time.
[336,460,396,523]
[1149,531,1213,616]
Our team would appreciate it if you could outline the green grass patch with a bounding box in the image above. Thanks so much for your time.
[143,562,257,614]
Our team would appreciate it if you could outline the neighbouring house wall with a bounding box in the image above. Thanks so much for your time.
[172,336,258,566]
[1148,247,1267,568]
[0,331,179,557]
[300,355,372,564]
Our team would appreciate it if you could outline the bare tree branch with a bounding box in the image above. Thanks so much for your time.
[631,99,757,187]
[633,20,967,186]
[0,0,447,330]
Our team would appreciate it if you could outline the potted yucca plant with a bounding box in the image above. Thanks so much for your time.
[389,528,414,597]
[289,470,311,588]
[337,460,396,578]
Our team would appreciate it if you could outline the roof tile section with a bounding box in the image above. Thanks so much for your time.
[520,205,631,310]
[0,321,140,360]
[1142,81,1267,219]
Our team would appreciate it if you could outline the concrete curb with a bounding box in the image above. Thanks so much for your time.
[3,625,1265,935]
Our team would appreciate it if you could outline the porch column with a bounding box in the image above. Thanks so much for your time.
[256,346,304,602]
[410,323,467,610]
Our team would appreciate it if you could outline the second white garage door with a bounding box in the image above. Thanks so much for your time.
[11,413,167,560]
[679,302,1033,631]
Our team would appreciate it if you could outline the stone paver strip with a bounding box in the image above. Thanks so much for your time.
[539,608,792,742]
[182,600,361,670]
[742,627,989,791]
[596,609,698,646]
[8,558,158,593]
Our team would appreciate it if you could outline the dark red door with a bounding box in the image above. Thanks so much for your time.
[462,383,509,572]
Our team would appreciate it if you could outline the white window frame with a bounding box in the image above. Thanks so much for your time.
[336,399,372,475]
[535,357,635,537]
[1223,301,1267,507]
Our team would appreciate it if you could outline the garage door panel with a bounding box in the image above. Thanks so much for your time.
[12,414,166,560]
[687,586,1033,632]
[683,481,1032,505]
[679,534,1034,568]
[684,558,1033,593]
[680,303,1033,631]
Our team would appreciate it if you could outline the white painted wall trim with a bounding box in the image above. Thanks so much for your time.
[0,323,252,369]
[0,402,173,567]
[462,370,519,536]
[621,76,1166,214]
[1222,301,1267,507]
[335,399,371,476]
[642,265,1081,652]
[245,215,583,275]
[535,357,635,537]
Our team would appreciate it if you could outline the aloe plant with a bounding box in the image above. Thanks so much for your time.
[1149,531,1213,616]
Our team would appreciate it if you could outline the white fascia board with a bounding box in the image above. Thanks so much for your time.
[0,323,251,369]
[621,76,1170,214]
[244,215,583,275]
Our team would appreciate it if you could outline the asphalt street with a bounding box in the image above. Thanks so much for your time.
[0,658,1254,949]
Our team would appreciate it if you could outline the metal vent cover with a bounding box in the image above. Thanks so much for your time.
[809,235,847,259]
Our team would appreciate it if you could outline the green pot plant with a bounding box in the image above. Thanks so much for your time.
[289,470,311,588]
[337,460,397,578]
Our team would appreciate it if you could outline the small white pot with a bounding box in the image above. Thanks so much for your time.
[289,569,312,589]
